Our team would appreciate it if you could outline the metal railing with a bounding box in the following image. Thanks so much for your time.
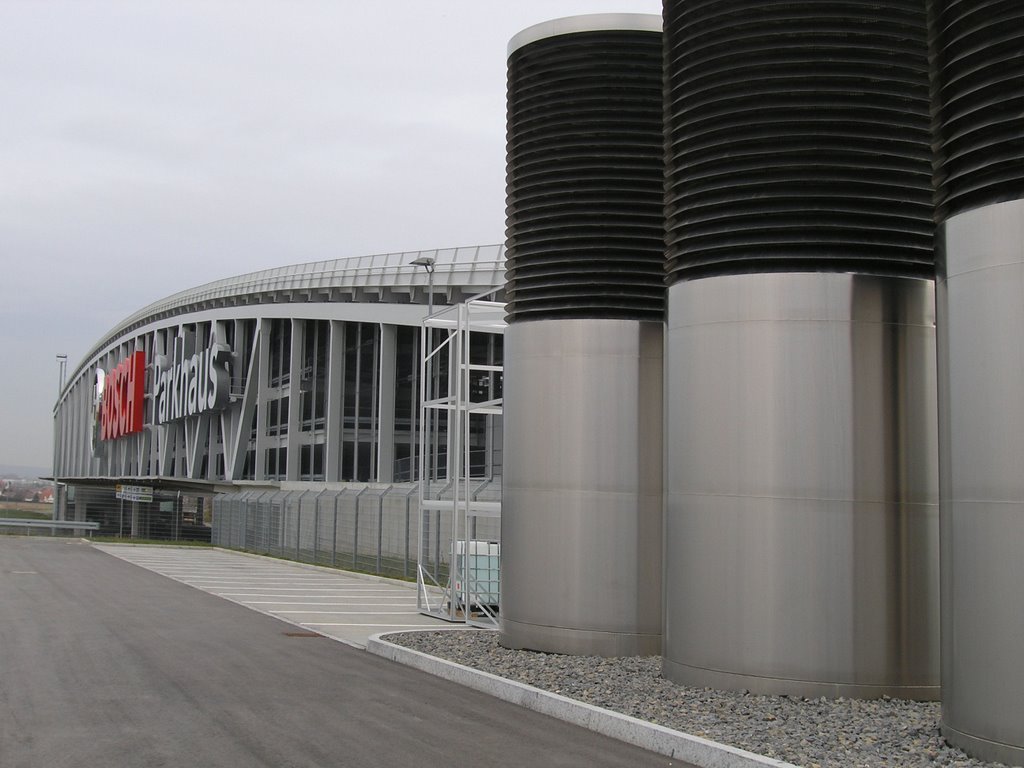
[62,244,506,395]
[0,519,100,536]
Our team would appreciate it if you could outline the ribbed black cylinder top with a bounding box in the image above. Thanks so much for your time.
[664,0,934,283]
[929,0,1024,223]
[505,20,664,323]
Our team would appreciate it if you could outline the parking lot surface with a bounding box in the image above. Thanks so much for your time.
[96,543,446,647]
[0,537,676,768]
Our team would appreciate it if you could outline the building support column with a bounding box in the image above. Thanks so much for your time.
[286,319,304,480]
[325,320,346,482]
[376,323,397,483]
[253,319,270,481]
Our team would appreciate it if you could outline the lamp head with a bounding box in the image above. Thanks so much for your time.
[410,256,436,273]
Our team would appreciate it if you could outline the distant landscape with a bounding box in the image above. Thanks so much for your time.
[0,501,51,520]
[1,465,55,519]
[0,464,49,480]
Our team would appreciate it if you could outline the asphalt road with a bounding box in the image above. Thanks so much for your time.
[0,537,680,768]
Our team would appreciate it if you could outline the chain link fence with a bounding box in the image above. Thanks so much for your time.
[212,481,500,582]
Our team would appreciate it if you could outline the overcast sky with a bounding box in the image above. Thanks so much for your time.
[0,0,661,472]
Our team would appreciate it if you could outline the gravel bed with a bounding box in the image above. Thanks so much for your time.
[385,629,1006,768]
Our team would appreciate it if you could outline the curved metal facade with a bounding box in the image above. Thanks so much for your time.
[931,1,1024,761]
[662,0,939,698]
[500,15,664,657]
[937,201,1024,764]
[69,245,506,388]
[502,319,663,656]
[664,0,934,281]
[664,273,939,698]
[52,246,505,491]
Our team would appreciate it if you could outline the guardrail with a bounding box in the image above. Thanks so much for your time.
[0,519,100,537]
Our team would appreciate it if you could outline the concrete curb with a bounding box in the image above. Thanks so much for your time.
[367,632,798,768]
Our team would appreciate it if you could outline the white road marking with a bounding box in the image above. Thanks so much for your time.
[301,623,438,628]
[272,614,423,618]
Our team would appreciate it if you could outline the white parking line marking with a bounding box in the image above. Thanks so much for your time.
[300,623,438,628]
[215,593,415,600]
[272,614,419,618]
[241,602,413,606]
[184,589,407,593]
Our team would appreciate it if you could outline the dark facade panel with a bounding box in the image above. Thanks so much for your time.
[929,0,1024,222]
[505,28,665,321]
[664,0,934,282]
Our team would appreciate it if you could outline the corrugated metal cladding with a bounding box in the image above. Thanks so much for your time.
[664,0,934,282]
[505,28,665,322]
[929,0,1024,222]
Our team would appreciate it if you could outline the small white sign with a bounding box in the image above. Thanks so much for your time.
[116,484,154,502]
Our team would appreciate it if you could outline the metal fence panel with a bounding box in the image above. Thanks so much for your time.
[212,484,425,580]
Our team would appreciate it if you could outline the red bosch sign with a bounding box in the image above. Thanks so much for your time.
[100,351,146,440]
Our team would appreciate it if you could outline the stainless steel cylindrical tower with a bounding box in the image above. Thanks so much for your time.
[500,14,664,657]
[930,0,1024,761]
[662,0,940,698]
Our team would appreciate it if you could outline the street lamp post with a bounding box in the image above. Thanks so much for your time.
[410,256,436,318]
[54,353,68,521]
[410,255,437,493]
